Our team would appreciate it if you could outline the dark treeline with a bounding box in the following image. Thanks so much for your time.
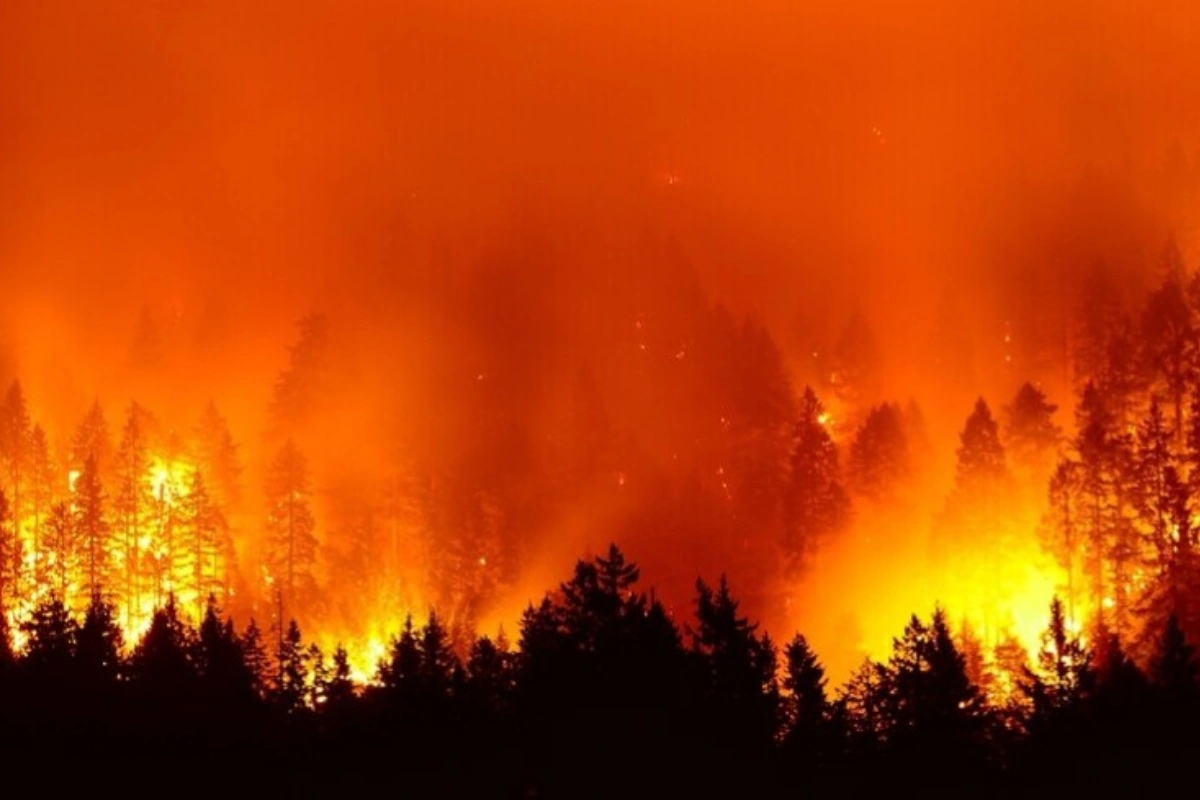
[0,545,1194,798]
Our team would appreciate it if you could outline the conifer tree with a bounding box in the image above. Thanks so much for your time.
[76,593,124,683]
[1150,613,1199,704]
[0,381,32,538]
[21,595,78,678]
[113,402,155,628]
[324,644,356,714]
[71,400,112,480]
[73,454,112,605]
[1022,597,1094,720]
[692,575,781,750]
[28,424,55,590]
[1003,382,1061,476]
[273,619,310,714]
[178,469,226,617]
[240,617,270,697]
[45,501,75,602]
[130,596,197,690]
[782,633,836,771]
[265,441,318,618]
[783,387,850,576]
[848,403,911,502]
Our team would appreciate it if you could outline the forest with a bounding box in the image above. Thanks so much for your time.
[0,231,1200,795]
[6,0,1200,794]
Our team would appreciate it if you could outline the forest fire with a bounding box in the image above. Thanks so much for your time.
[3,0,1200,793]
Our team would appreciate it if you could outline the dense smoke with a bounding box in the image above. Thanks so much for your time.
[2,0,1200,676]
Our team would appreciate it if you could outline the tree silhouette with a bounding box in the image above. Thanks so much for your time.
[240,617,270,697]
[782,633,838,778]
[21,596,78,679]
[130,596,197,692]
[76,593,124,684]
[273,619,310,714]
[848,403,911,502]
[1003,382,1061,477]
[691,575,780,752]
[195,595,256,705]
[783,387,850,576]
[874,609,990,784]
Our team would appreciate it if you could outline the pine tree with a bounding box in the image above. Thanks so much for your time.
[45,501,75,602]
[130,596,197,690]
[307,642,328,709]
[70,400,112,480]
[956,398,1010,489]
[268,312,330,441]
[28,424,55,591]
[178,470,226,617]
[782,633,835,771]
[465,634,513,721]
[21,596,77,679]
[1003,382,1061,477]
[876,609,989,772]
[934,399,1016,630]
[240,617,270,697]
[377,614,423,693]
[847,403,911,502]
[1041,460,1084,619]
[691,575,780,751]
[194,401,242,522]
[1141,275,1195,447]
[324,644,356,714]
[1022,597,1094,718]
[76,593,124,683]
[113,402,155,629]
[1072,382,1123,625]
[1150,613,1199,704]
[840,657,887,746]
[419,611,459,704]
[265,441,319,619]
[273,619,310,714]
[72,454,112,606]
[195,595,255,704]
[783,387,850,576]
[0,381,32,540]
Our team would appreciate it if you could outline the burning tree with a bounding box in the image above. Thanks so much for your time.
[0,381,32,542]
[177,469,228,619]
[28,424,55,591]
[265,440,319,621]
[72,454,113,607]
[113,402,156,629]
